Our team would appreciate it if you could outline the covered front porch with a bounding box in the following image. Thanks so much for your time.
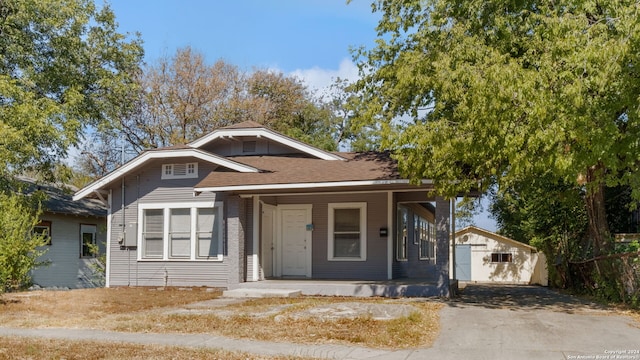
[228,279,459,298]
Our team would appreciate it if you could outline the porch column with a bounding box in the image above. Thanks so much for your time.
[435,196,451,297]
[226,195,246,286]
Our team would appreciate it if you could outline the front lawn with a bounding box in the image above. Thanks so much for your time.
[0,287,442,350]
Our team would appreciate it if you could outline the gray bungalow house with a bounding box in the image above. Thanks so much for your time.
[73,121,455,296]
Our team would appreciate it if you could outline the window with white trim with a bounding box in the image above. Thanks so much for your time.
[170,209,191,258]
[80,224,97,258]
[328,203,367,261]
[34,220,52,246]
[396,206,408,261]
[416,216,436,261]
[140,202,223,260]
[142,209,164,258]
[161,162,198,180]
[491,253,513,263]
[197,208,220,258]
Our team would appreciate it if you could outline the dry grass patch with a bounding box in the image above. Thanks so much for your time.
[0,336,313,360]
[0,287,221,328]
[0,289,443,349]
[120,297,443,349]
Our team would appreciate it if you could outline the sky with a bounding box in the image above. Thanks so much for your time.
[105,0,497,231]
[108,0,377,91]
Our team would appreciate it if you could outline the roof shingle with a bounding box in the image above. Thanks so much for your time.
[195,152,402,189]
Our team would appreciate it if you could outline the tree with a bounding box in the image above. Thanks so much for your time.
[353,0,640,256]
[0,0,143,180]
[490,174,589,286]
[77,48,344,180]
[0,190,49,293]
[242,69,335,150]
[121,47,244,151]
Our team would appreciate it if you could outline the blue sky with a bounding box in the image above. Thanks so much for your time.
[108,0,379,89]
[105,0,497,231]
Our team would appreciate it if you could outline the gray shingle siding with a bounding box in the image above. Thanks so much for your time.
[31,213,106,288]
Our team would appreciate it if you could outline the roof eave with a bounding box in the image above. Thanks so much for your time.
[194,179,433,193]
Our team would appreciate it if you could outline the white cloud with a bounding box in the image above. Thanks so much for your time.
[289,58,359,95]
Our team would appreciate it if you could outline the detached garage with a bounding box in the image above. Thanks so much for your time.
[454,226,548,286]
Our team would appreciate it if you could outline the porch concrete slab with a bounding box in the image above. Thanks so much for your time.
[229,279,444,297]
[222,288,301,298]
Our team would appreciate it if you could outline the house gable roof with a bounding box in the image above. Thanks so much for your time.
[455,226,539,252]
[188,121,345,161]
[73,148,259,201]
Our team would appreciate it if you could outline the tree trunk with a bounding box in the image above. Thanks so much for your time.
[584,163,611,256]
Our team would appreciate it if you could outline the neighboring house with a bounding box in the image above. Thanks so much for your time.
[73,121,456,296]
[22,178,107,288]
[454,226,548,286]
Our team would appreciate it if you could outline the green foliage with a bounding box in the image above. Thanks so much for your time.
[354,0,640,301]
[354,0,640,256]
[86,241,106,287]
[0,0,143,180]
[355,0,640,196]
[0,191,49,293]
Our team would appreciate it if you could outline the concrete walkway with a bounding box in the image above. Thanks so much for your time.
[2,285,640,359]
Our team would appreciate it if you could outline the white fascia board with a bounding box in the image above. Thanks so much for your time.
[73,149,259,201]
[189,128,344,161]
[195,179,433,193]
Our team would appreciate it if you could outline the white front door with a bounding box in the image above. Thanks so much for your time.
[278,205,312,277]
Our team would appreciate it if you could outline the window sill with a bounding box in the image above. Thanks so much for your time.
[327,257,367,262]
[138,257,224,262]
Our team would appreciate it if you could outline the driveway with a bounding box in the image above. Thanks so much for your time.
[394,284,640,360]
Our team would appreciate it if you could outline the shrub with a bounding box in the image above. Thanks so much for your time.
[0,192,49,293]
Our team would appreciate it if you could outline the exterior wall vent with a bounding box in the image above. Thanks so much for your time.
[161,163,198,180]
[243,141,257,153]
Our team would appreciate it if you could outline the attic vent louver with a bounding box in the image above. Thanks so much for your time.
[162,162,198,180]
[243,141,256,153]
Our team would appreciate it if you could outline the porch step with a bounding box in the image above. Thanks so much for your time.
[222,288,302,298]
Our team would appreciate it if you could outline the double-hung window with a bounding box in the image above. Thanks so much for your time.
[396,206,408,261]
[417,216,436,261]
[33,220,52,246]
[142,209,164,258]
[170,209,191,258]
[328,203,367,261]
[197,208,219,258]
[80,224,98,258]
[140,202,223,261]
